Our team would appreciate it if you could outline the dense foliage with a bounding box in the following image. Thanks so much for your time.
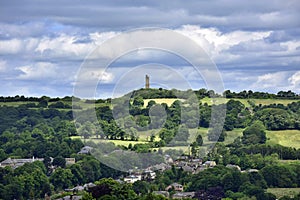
[0,89,300,199]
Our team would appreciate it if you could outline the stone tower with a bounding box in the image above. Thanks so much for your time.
[145,75,150,89]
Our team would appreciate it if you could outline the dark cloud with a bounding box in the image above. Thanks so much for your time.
[1,0,299,31]
[0,0,300,97]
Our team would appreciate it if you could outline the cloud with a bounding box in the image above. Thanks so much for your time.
[256,72,288,88]
[176,25,272,62]
[0,38,25,54]
[249,71,300,93]
[0,0,299,31]
[16,62,59,80]
[289,71,300,88]
[0,1,300,97]
[0,60,7,72]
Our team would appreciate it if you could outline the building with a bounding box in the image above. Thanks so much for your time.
[65,158,76,165]
[164,154,174,164]
[0,157,44,168]
[173,192,195,199]
[124,175,142,184]
[203,161,216,168]
[165,183,184,192]
[150,163,171,172]
[190,158,202,168]
[142,169,156,180]
[182,165,194,173]
[77,146,93,154]
[145,75,150,89]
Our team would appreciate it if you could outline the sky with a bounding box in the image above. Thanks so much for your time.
[0,0,300,98]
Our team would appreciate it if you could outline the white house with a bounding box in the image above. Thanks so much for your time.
[124,175,142,184]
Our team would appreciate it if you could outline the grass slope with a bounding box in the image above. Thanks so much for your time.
[267,130,300,149]
[143,98,178,107]
[267,188,300,199]
[144,97,299,108]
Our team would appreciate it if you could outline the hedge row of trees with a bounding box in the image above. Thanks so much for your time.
[0,89,299,103]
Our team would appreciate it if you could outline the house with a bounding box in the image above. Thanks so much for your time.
[0,157,44,168]
[124,175,141,184]
[65,185,84,192]
[164,154,174,164]
[142,169,156,180]
[189,158,202,168]
[173,192,195,199]
[77,146,93,154]
[165,183,183,192]
[178,156,189,161]
[194,166,206,174]
[83,182,96,190]
[65,158,76,165]
[175,161,188,168]
[182,165,194,173]
[150,163,171,172]
[203,161,216,168]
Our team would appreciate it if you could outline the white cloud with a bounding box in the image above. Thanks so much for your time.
[256,72,288,88]
[249,71,300,93]
[288,71,300,88]
[16,62,59,80]
[35,34,94,59]
[176,25,271,61]
[75,68,115,85]
[0,39,24,54]
[89,31,118,45]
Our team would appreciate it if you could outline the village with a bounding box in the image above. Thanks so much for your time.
[0,145,259,199]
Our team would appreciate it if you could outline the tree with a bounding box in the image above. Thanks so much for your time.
[242,120,266,144]
[69,164,84,185]
[191,142,198,158]
[146,100,156,108]
[38,99,48,108]
[133,96,144,107]
[50,168,74,190]
[196,134,203,146]
[260,165,297,188]
[150,133,155,142]
[91,178,138,200]
[80,157,101,183]
[132,181,150,195]
[208,127,226,142]
[174,125,189,142]
[159,128,174,144]
[53,156,66,168]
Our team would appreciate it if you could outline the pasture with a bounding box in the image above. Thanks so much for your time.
[267,188,300,199]
[266,130,300,149]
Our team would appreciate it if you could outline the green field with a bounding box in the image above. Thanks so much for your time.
[143,97,299,108]
[72,136,149,148]
[249,98,299,106]
[1,98,298,110]
[224,129,243,144]
[200,97,299,107]
[267,130,300,149]
[143,98,179,107]
[0,101,36,107]
[73,127,300,151]
[267,188,300,199]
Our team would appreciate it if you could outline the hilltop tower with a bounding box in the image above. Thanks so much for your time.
[145,75,150,89]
